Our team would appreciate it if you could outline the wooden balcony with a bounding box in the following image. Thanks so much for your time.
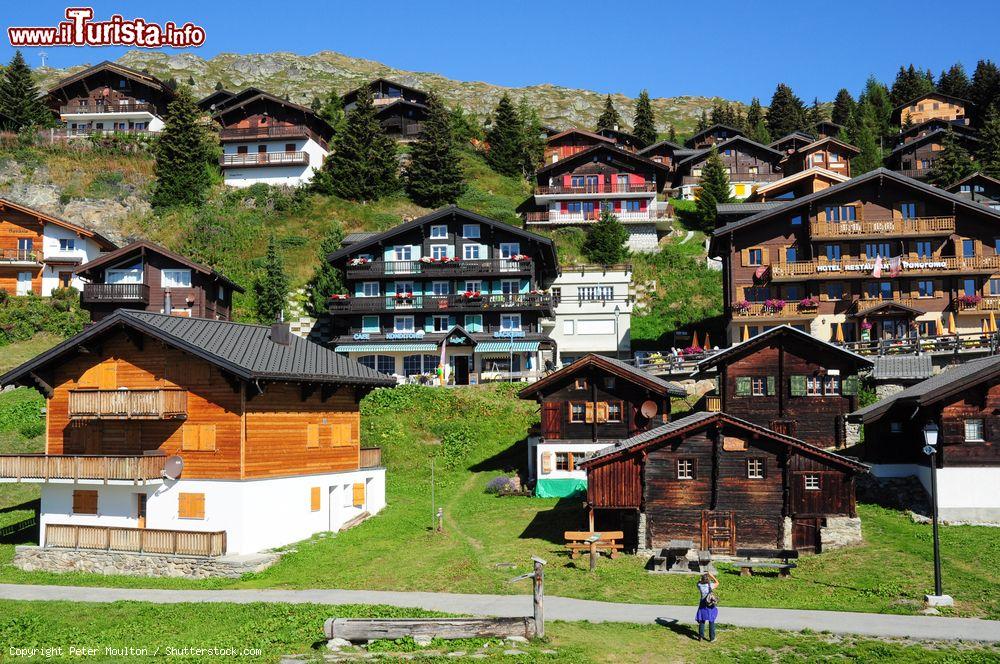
[770,255,1000,281]
[220,151,309,168]
[0,454,166,483]
[954,296,1000,312]
[81,283,150,304]
[854,297,926,314]
[329,293,554,315]
[535,183,657,195]
[45,524,226,557]
[731,301,814,319]
[60,102,157,115]
[345,258,534,280]
[0,249,41,265]
[218,124,328,150]
[809,216,955,240]
[680,172,782,186]
[68,389,187,420]
[704,395,721,412]
[360,447,382,469]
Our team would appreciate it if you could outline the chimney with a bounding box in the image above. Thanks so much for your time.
[270,322,291,346]
[163,290,171,314]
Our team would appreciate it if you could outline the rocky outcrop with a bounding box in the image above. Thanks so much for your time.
[14,545,279,578]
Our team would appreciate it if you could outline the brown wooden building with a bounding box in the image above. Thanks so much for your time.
[891,92,972,127]
[579,411,866,553]
[637,139,685,170]
[697,326,872,448]
[684,124,745,149]
[542,128,615,165]
[342,78,429,140]
[947,172,1000,209]
[886,128,980,180]
[75,241,243,322]
[674,136,784,200]
[780,136,858,178]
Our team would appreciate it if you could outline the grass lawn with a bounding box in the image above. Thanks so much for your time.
[0,333,63,373]
[1,384,998,620]
[0,600,995,663]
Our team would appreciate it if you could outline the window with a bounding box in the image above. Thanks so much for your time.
[579,286,614,301]
[464,280,483,293]
[963,239,976,258]
[284,143,296,153]
[499,242,521,258]
[574,377,589,391]
[393,245,412,261]
[785,247,798,262]
[747,459,764,480]
[431,244,448,259]
[807,376,823,396]
[462,224,480,239]
[362,316,380,333]
[790,215,802,226]
[358,355,395,374]
[784,285,801,301]
[748,248,763,266]
[432,315,450,332]
[604,376,616,390]
[824,375,840,395]
[825,244,842,260]
[16,271,32,296]
[361,282,380,297]
[430,224,447,238]
[178,492,206,519]
[162,269,192,288]
[500,314,521,331]
[501,279,521,295]
[990,278,1000,296]
[394,316,415,333]
[403,354,426,376]
[182,424,217,452]
[964,418,985,442]
[826,283,844,300]
[623,199,641,212]
[563,319,575,335]
[744,286,771,302]
[752,377,766,396]
[915,241,932,259]
[218,285,225,301]
[607,402,622,422]
[555,452,573,471]
[395,281,414,296]
[826,205,857,221]
[72,490,98,515]
[962,278,977,297]
[890,421,903,434]
[570,403,586,422]
[431,281,449,296]
[865,243,891,258]
[464,314,483,332]
[804,475,821,491]
[463,244,482,260]
[311,487,321,512]
[900,203,917,219]
[917,280,934,298]
[866,281,893,300]
[676,459,695,480]
[58,238,76,252]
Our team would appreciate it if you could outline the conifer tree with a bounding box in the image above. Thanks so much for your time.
[938,63,971,99]
[927,127,977,186]
[695,147,732,230]
[517,98,546,174]
[846,101,884,176]
[807,97,826,126]
[313,85,398,201]
[668,125,677,143]
[746,98,764,131]
[316,90,347,137]
[582,208,629,265]
[595,95,622,132]
[151,87,214,209]
[970,60,1000,125]
[977,105,1000,179]
[404,92,466,207]
[215,81,225,91]
[766,83,807,138]
[831,89,855,126]
[859,76,893,142]
[449,106,481,144]
[696,109,709,132]
[890,64,935,107]
[307,224,346,317]
[745,98,770,143]
[485,93,525,178]
[254,235,290,324]
[633,90,657,147]
[0,51,50,131]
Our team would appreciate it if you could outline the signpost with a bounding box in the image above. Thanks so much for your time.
[508,556,546,638]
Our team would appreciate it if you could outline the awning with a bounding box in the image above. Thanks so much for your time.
[475,341,541,353]
[335,343,437,352]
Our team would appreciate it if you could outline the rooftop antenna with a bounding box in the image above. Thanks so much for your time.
[38,51,48,68]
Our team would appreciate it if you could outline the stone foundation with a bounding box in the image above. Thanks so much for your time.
[844,420,862,448]
[875,383,906,400]
[625,225,659,253]
[636,512,650,553]
[820,517,863,550]
[13,546,280,579]
[781,516,793,549]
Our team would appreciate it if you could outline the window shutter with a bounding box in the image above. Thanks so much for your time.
[567,452,575,471]
[541,451,553,474]
[790,375,807,397]
[307,423,320,448]
[330,422,353,446]
[352,482,366,507]
[182,425,199,451]
[567,402,574,419]
[843,375,860,396]
[199,425,216,451]
[179,492,205,519]
[310,487,321,512]
[735,376,751,397]
[766,376,776,396]
[596,402,609,423]
[72,490,98,515]
[585,402,595,423]
[761,247,770,264]
[98,362,117,390]
[741,249,750,267]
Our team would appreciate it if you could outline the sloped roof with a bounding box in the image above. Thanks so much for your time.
[0,198,116,250]
[197,89,236,111]
[546,128,615,145]
[341,78,429,105]
[795,136,860,156]
[684,124,745,148]
[769,130,816,149]
[342,232,381,246]
[716,202,785,216]
[750,167,850,200]
[518,353,686,399]
[712,168,1000,239]
[871,355,934,381]
[676,135,783,169]
[892,91,973,118]
[75,241,243,293]
[211,90,333,133]
[0,310,395,388]
[638,139,684,156]
[534,143,671,178]
[696,325,872,371]
[850,354,1000,424]
[48,60,174,97]
[888,127,980,157]
[946,172,1000,192]
[579,411,868,472]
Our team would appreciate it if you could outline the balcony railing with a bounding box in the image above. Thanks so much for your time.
[535,183,657,195]
[0,249,40,264]
[680,172,782,185]
[704,395,721,412]
[60,102,157,115]
[360,447,382,469]
[329,293,553,314]
[525,210,660,224]
[769,255,1000,281]
[345,258,533,279]
[0,454,166,483]
[731,301,813,318]
[218,125,328,150]
[68,389,188,420]
[81,283,150,304]
[45,524,226,557]
[341,323,547,340]
[809,216,956,240]
[894,168,929,179]
[955,296,1000,312]
[220,151,309,167]
[854,297,927,314]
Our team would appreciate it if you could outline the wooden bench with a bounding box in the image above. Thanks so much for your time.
[735,548,799,564]
[650,539,711,573]
[737,561,797,578]
[565,531,624,559]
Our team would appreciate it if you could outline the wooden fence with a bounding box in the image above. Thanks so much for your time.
[360,447,382,469]
[45,524,226,557]
[68,389,187,420]
[0,454,166,483]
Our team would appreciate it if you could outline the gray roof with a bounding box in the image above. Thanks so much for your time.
[696,325,872,371]
[585,411,718,462]
[594,355,687,396]
[716,202,785,215]
[0,310,396,388]
[676,135,783,169]
[519,353,686,399]
[850,353,1000,423]
[888,128,980,157]
[871,355,934,381]
[342,232,380,246]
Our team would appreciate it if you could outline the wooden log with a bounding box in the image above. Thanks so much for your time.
[323,618,535,642]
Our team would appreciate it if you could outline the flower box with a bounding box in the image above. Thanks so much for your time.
[328,294,350,300]
[958,294,983,307]
[732,300,752,314]
[461,290,483,299]
[763,299,786,313]
[799,297,819,309]
[348,257,370,266]
[512,254,531,262]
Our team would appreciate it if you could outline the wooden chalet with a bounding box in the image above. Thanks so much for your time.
[597,127,644,152]
[637,139,685,170]
[769,131,815,155]
[579,411,867,553]
[780,136,859,178]
[542,128,615,164]
[946,173,1000,209]
[891,92,973,127]
[674,136,784,200]
[850,354,1000,521]
[518,354,685,497]
[75,241,243,322]
[342,78,429,140]
[747,167,850,203]
[0,310,395,558]
[895,118,978,148]
[886,127,980,180]
[197,89,236,113]
[46,61,175,136]
[813,121,845,139]
[684,124,745,149]
[696,326,872,448]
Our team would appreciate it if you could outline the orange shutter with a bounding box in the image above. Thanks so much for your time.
[740,249,750,267]
[761,247,770,265]
[72,490,98,515]
[567,452,575,471]
[199,425,216,451]
[585,402,595,423]
[178,492,205,519]
[99,362,117,390]
[310,487,321,512]
[541,452,553,474]
[330,422,353,446]
[182,425,199,451]
[352,482,365,507]
[596,402,609,423]
[307,423,320,448]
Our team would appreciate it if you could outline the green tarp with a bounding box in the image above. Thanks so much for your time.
[535,477,587,498]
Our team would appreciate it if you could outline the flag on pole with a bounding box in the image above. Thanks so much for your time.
[889,255,901,278]
[872,254,884,278]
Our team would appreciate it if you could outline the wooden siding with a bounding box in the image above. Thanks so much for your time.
[0,206,43,296]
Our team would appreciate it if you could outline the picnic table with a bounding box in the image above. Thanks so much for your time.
[564,531,623,560]
[650,539,711,573]
[734,548,799,578]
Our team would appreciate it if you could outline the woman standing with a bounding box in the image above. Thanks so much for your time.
[695,571,719,641]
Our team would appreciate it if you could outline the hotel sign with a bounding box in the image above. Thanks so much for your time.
[815,260,949,273]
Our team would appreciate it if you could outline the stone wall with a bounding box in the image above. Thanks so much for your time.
[13,546,279,579]
[844,420,862,447]
[875,383,906,400]
[820,516,863,551]
[625,225,659,253]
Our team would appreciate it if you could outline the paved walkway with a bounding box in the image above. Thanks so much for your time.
[1,584,998,642]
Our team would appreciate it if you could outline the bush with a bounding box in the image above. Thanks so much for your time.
[222,183,308,213]
[437,422,476,470]
[0,294,89,346]
[484,475,522,495]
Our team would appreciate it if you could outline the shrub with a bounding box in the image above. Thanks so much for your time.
[438,422,476,470]
[0,293,89,346]
[485,475,522,495]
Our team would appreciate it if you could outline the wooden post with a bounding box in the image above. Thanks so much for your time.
[587,505,594,532]
[436,507,444,533]
[589,539,597,572]
[532,557,546,639]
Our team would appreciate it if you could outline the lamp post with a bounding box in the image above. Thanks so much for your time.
[922,421,952,606]
[614,304,622,360]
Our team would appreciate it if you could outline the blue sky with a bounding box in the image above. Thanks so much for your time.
[2,0,997,102]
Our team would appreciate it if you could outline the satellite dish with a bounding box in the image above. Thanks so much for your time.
[162,456,184,480]
[640,400,659,418]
